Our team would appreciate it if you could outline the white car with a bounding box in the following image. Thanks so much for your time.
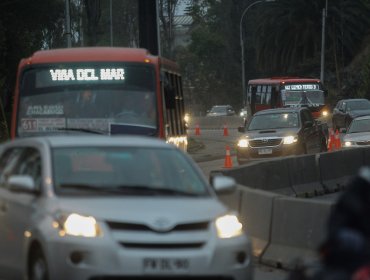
[343,115,370,147]
[0,135,252,280]
[206,105,236,117]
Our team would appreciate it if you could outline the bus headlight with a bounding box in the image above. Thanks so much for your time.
[215,214,243,238]
[283,135,298,145]
[237,139,249,148]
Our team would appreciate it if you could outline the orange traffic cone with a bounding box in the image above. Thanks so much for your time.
[195,124,201,136]
[328,128,335,152]
[224,145,233,168]
[223,124,229,136]
[334,129,341,149]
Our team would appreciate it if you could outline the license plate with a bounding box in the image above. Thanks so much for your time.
[258,148,273,155]
[143,258,189,274]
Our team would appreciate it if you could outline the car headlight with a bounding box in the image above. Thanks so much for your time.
[216,214,243,238]
[56,213,101,237]
[344,141,354,147]
[184,113,190,123]
[283,135,298,145]
[322,110,328,117]
[237,138,249,148]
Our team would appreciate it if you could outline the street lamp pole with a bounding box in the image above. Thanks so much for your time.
[240,0,275,106]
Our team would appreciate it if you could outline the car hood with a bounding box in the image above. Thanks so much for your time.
[343,132,370,142]
[349,110,370,118]
[51,197,228,224]
[243,127,300,139]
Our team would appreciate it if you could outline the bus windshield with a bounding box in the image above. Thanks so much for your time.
[282,90,325,106]
[17,63,157,137]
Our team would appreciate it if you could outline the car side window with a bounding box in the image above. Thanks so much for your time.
[14,148,42,191]
[0,148,24,187]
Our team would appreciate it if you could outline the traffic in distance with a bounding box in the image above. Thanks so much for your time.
[0,135,252,280]
[11,47,188,150]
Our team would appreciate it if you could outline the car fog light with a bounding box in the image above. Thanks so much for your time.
[216,214,243,238]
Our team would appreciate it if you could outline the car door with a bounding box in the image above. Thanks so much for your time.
[301,109,320,153]
[337,101,348,128]
[0,147,25,278]
[4,147,42,278]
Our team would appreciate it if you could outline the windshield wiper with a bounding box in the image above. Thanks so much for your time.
[59,183,124,194]
[108,185,202,196]
[56,127,105,135]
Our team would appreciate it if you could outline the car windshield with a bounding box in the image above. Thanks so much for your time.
[346,101,370,111]
[52,146,209,197]
[348,119,370,133]
[248,112,299,130]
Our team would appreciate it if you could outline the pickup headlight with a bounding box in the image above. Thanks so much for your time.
[215,214,243,238]
[56,213,101,237]
[283,135,298,145]
[237,139,249,148]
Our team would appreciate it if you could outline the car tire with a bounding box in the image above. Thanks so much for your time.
[29,247,49,280]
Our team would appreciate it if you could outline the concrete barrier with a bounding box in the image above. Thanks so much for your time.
[211,158,295,196]
[318,148,365,192]
[286,154,325,197]
[261,196,334,269]
[238,187,282,259]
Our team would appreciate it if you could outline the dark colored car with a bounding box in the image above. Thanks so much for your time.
[236,107,328,165]
[332,98,370,131]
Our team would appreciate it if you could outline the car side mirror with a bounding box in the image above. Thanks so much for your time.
[211,175,236,194]
[7,175,39,195]
[304,121,313,128]
[238,126,245,133]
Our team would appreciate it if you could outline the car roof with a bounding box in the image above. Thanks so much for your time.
[4,135,173,149]
[254,107,305,115]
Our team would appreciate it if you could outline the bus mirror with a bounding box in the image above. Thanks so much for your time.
[324,89,328,97]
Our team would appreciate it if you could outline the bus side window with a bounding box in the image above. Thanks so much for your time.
[266,86,272,105]
[256,85,262,104]
[251,86,257,115]
[161,72,176,109]
[261,85,267,104]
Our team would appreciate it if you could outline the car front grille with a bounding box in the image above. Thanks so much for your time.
[249,138,282,147]
[106,221,209,233]
[356,141,370,146]
[106,220,210,250]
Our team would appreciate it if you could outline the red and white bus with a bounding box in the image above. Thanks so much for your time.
[246,77,329,119]
[11,47,187,150]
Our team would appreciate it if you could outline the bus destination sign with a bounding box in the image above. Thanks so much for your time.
[284,84,319,90]
[49,68,125,81]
